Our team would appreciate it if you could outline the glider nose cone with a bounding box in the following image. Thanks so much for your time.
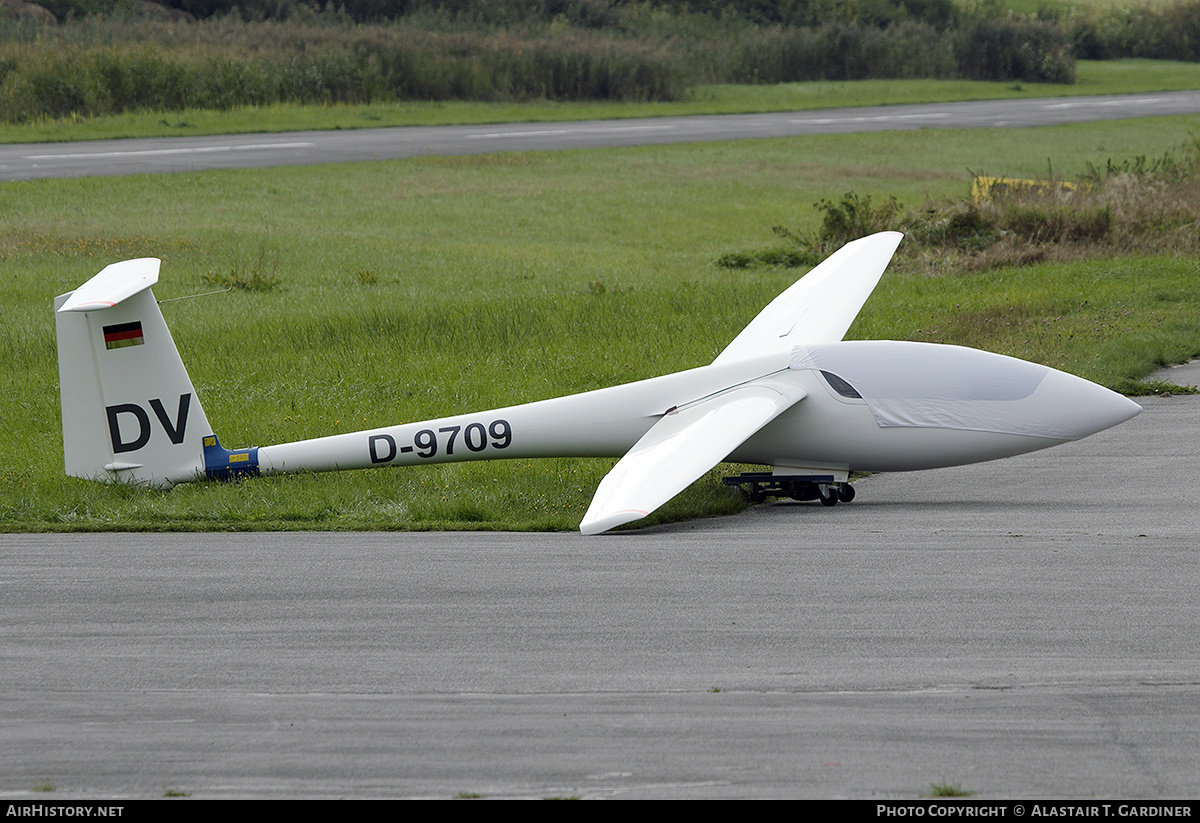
[1041,368,1142,440]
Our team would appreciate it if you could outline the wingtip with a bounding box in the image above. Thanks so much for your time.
[844,230,904,254]
[579,508,649,536]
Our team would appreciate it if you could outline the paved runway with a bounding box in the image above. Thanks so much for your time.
[1,396,1196,799]
[3,91,1199,180]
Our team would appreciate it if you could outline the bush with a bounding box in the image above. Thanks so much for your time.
[1071,0,1200,62]
[0,5,1080,122]
[721,142,1200,274]
[814,192,904,247]
[954,16,1075,84]
[0,21,691,122]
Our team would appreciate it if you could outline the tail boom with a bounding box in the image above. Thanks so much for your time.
[256,353,791,476]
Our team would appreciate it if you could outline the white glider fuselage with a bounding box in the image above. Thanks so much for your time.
[257,341,1136,477]
[54,232,1142,534]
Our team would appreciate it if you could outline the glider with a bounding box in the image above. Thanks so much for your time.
[54,232,1141,534]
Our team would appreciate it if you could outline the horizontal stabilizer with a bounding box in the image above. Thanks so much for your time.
[579,380,806,535]
[712,231,902,365]
[58,258,160,313]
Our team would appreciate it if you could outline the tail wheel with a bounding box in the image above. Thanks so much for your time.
[818,484,839,506]
[837,482,856,503]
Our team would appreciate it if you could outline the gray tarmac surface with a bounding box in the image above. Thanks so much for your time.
[1151,360,1200,389]
[2,396,1197,799]
[2,91,1199,180]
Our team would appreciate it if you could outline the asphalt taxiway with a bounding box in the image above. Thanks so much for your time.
[3,91,1198,180]
[1,395,1196,799]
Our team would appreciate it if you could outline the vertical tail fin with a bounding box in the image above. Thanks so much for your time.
[55,258,216,488]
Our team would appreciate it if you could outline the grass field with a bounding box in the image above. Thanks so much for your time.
[1013,0,1184,10]
[3,88,1200,532]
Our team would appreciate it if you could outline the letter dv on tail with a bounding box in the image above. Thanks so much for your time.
[54,233,1141,534]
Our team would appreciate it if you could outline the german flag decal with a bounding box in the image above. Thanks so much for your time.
[103,321,144,350]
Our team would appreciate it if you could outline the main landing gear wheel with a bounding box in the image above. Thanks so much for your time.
[721,473,857,508]
[818,482,855,506]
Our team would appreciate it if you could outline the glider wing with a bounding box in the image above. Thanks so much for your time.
[579,378,806,535]
[711,231,902,365]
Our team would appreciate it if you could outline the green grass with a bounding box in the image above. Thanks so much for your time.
[1016,0,1183,10]
[2,60,1198,144]
[925,780,974,797]
[3,116,1200,532]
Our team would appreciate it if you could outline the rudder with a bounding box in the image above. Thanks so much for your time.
[55,258,216,488]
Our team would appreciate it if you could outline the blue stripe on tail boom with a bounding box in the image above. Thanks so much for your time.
[202,435,260,481]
